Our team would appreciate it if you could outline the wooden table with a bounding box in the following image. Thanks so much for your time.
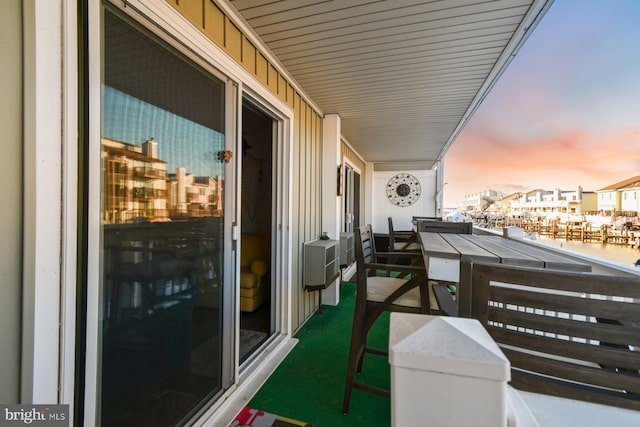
[418,232,592,314]
[419,233,591,278]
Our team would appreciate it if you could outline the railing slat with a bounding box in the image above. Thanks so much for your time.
[489,286,640,324]
[474,262,640,299]
[488,326,640,371]
[502,348,640,394]
[488,306,640,347]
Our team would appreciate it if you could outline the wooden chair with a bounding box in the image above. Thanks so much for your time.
[432,283,459,317]
[416,219,472,234]
[462,260,640,411]
[412,216,442,221]
[387,217,420,251]
[342,225,430,414]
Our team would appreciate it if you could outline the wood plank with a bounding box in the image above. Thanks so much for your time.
[488,237,592,272]
[418,232,458,259]
[502,348,640,395]
[439,233,499,263]
[461,235,543,267]
[472,262,640,299]
[489,286,640,324]
[489,327,640,371]
[489,306,640,347]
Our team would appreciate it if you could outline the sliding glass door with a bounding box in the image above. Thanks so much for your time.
[98,10,235,426]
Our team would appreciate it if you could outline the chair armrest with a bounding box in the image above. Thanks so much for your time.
[250,260,268,277]
[393,231,415,239]
[364,262,425,275]
[432,282,459,317]
[376,251,422,258]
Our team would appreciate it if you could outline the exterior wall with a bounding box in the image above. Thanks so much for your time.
[582,192,598,212]
[167,0,323,331]
[341,142,365,175]
[621,189,640,213]
[0,0,23,403]
[598,190,620,212]
[372,169,437,232]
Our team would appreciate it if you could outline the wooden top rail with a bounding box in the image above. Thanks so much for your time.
[459,235,543,268]
[489,237,592,272]
[419,232,461,259]
[438,234,499,263]
[462,260,640,411]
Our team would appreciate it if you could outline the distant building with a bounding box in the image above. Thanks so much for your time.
[508,187,595,218]
[596,175,640,214]
[167,168,223,218]
[488,192,523,215]
[102,137,168,224]
[456,189,506,212]
[458,186,597,218]
[102,137,224,223]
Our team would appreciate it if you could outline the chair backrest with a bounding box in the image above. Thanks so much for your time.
[354,225,376,297]
[462,259,640,411]
[412,216,442,221]
[387,217,397,250]
[416,220,472,234]
[356,224,376,266]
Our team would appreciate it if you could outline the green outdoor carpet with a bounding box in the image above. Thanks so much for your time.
[248,282,392,427]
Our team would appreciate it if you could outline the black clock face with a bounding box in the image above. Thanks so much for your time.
[396,183,411,197]
[386,173,421,207]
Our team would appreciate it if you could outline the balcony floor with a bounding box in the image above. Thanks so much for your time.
[248,282,391,426]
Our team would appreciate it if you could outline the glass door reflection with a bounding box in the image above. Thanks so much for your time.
[100,11,230,426]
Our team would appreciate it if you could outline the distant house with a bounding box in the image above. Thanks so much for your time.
[504,187,596,218]
[596,176,640,214]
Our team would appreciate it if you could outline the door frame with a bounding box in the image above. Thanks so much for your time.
[342,157,362,233]
[237,91,293,375]
[81,1,294,425]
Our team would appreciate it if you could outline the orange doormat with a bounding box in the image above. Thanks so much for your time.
[231,407,312,427]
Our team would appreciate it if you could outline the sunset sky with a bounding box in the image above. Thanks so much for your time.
[443,0,640,207]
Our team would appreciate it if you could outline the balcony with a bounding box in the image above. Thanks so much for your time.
[131,187,167,200]
[232,231,640,427]
[132,166,167,179]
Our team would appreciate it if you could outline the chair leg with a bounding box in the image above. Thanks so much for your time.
[342,303,367,414]
[356,331,371,373]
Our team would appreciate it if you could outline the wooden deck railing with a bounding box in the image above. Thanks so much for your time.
[460,260,640,411]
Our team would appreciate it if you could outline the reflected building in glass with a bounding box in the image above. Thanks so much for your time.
[102,137,224,225]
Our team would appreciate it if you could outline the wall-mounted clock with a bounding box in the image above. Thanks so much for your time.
[386,173,421,207]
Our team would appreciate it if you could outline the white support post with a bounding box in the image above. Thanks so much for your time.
[321,114,341,305]
[389,313,511,427]
[22,0,66,403]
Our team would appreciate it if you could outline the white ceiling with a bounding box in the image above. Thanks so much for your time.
[228,0,553,169]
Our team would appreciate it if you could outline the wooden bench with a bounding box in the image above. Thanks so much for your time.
[462,260,640,411]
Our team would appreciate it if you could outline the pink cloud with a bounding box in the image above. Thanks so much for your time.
[443,127,640,205]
